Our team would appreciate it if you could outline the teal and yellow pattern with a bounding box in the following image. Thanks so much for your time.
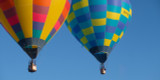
[66,0,132,63]
[0,0,71,59]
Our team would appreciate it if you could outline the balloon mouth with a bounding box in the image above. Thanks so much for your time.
[96,51,108,54]
[23,45,41,59]
[25,45,39,49]
[93,52,108,64]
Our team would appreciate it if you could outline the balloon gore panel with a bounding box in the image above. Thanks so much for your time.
[66,0,132,63]
[0,0,72,59]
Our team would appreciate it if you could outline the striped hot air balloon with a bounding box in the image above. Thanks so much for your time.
[66,0,132,74]
[0,0,71,72]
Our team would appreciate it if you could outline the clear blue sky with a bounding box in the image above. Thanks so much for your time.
[0,0,160,80]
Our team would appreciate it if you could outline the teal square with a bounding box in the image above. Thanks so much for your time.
[116,38,120,44]
[72,0,81,4]
[123,26,127,33]
[85,42,92,50]
[107,5,121,13]
[128,15,132,21]
[69,19,78,28]
[93,26,105,33]
[115,28,122,36]
[69,7,73,14]
[122,2,130,11]
[33,30,42,38]
[120,15,128,24]
[107,19,119,27]
[86,34,96,41]
[89,0,107,5]
[91,11,106,19]
[105,32,113,40]
[75,31,84,39]
[74,7,89,17]
[97,39,104,46]
[45,35,52,42]
[16,31,24,40]
[79,20,92,29]
[110,41,115,48]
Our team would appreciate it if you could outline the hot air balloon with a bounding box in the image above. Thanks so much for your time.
[0,0,71,72]
[66,0,132,74]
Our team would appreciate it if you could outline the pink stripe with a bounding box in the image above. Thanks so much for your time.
[33,12,47,23]
[54,21,61,31]
[7,15,19,26]
[65,0,71,11]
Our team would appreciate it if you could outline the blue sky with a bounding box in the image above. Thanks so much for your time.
[0,0,160,80]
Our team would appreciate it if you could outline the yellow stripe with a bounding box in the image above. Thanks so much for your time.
[0,9,19,42]
[82,27,94,35]
[129,9,132,16]
[104,39,111,46]
[107,11,120,20]
[40,0,66,40]
[119,31,124,39]
[72,0,88,11]
[112,34,119,42]
[91,18,106,26]
[14,0,33,38]
[80,36,88,44]
[32,45,38,48]
[67,12,75,23]
[68,25,72,32]
[121,8,129,18]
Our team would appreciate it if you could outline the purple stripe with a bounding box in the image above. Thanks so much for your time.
[122,0,131,4]
[89,5,107,12]
[76,13,91,23]
[50,28,56,36]
[95,32,105,39]
[125,21,129,27]
[4,7,16,18]
[12,23,22,33]
[73,24,81,33]
[33,5,49,14]
[107,0,121,6]
[58,15,65,24]
[106,26,116,33]
[68,0,72,4]
[117,21,125,30]
[89,40,97,47]
[33,21,44,30]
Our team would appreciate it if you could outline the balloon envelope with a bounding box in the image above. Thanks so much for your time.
[0,0,71,59]
[66,0,132,63]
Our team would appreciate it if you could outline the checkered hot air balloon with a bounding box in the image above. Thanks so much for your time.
[66,0,132,74]
[0,0,71,72]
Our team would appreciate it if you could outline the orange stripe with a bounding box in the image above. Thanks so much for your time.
[33,0,51,7]
[62,8,68,18]
[0,0,14,11]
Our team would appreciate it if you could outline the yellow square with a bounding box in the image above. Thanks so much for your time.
[107,11,120,20]
[119,32,124,39]
[104,39,111,46]
[32,45,38,48]
[112,34,119,42]
[91,18,106,26]
[67,12,75,23]
[129,9,132,16]
[67,25,72,32]
[121,8,129,18]
[84,46,89,51]
[82,27,94,35]
[80,36,88,44]
[73,0,88,11]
